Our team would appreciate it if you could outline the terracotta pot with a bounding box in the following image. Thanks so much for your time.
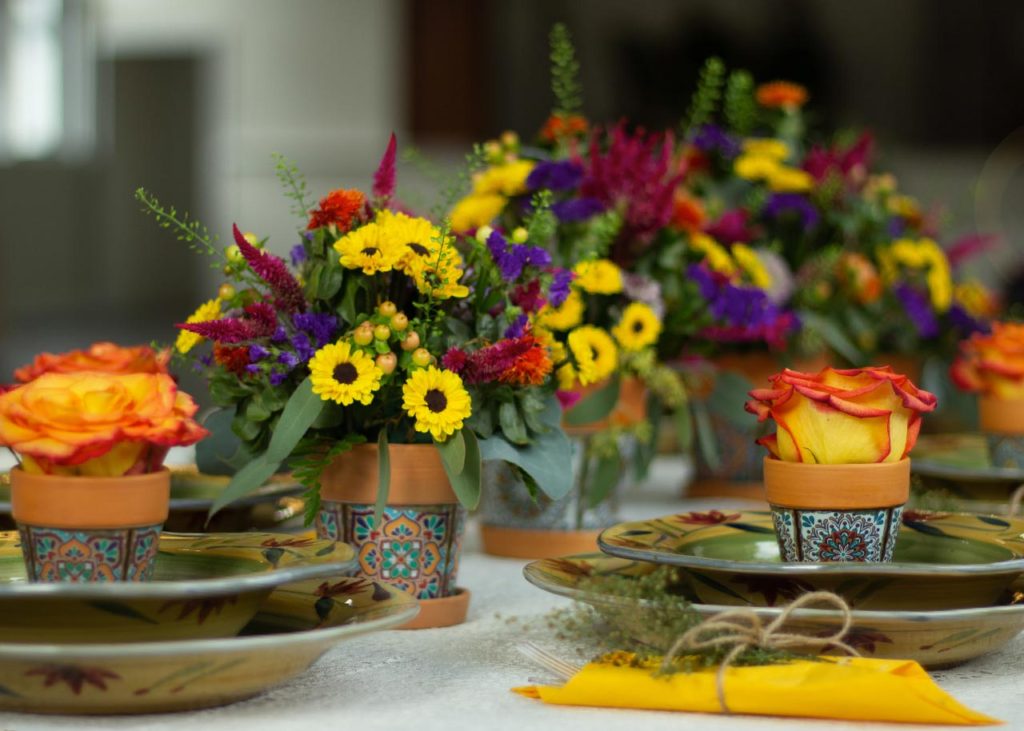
[10,468,169,582]
[563,376,647,436]
[315,443,468,629]
[763,457,909,563]
[979,396,1024,469]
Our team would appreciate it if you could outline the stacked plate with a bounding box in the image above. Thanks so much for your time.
[524,509,1024,669]
[0,531,417,714]
[912,433,1024,514]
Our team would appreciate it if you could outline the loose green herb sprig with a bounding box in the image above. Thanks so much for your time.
[273,152,313,223]
[549,22,583,117]
[723,69,756,136]
[135,188,221,263]
[683,56,725,135]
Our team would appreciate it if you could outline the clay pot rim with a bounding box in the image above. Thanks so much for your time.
[396,587,470,630]
[762,457,910,510]
[480,524,601,559]
[319,442,458,506]
[979,395,1024,436]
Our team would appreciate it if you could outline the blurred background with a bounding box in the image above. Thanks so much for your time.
[2,0,1024,395]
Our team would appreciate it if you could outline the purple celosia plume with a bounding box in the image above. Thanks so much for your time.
[803,132,874,186]
[177,301,277,343]
[232,224,306,313]
[372,132,397,203]
[446,337,538,385]
[705,209,753,244]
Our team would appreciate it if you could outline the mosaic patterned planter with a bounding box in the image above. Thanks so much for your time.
[763,458,909,563]
[979,396,1024,469]
[315,443,468,629]
[10,469,170,582]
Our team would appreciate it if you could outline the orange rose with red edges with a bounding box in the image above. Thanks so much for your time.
[745,366,937,464]
[0,373,207,476]
[15,342,169,383]
[951,322,1024,399]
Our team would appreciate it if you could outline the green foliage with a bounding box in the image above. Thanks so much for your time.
[549,22,583,117]
[526,190,558,244]
[272,152,313,223]
[291,434,368,527]
[135,188,221,263]
[683,57,725,135]
[723,69,756,136]
[437,430,482,509]
[564,376,620,427]
[373,429,391,530]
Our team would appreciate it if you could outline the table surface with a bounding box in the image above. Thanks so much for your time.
[2,457,1023,731]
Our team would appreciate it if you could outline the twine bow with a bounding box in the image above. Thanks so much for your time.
[659,591,861,713]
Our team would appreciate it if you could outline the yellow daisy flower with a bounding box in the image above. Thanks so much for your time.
[689,233,736,276]
[741,138,790,160]
[309,341,383,406]
[556,362,577,391]
[568,326,618,386]
[731,243,773,290]
[449,193,507,232]
[538,290,584,331]
[376,211,469,299]
[175,299,221,354]
[612,302,662,352]
[767,166,814,193]
[402,366,472,441]
[573,259,623,294]
[471,160,534,196]
[334,221,403,274]
[955,280,998,318]
[734,154,780,182]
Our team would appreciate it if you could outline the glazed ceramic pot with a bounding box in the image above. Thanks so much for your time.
[763,458,909,563]
[315,443,468,629]
[479,435,634,559]
[979,396,1024,469]
[10,468,170,582]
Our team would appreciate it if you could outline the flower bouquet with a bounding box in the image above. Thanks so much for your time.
[0,369,207,581]
[745,366,937,562]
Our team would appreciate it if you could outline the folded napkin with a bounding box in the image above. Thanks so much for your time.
[515,654,999,725]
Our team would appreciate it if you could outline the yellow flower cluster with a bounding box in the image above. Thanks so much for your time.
[879,237,952,312]
[573,259,623,294]
[955,279,999,319]
[175,299,222,354]
[449,159,535,231]
[731,243,773,290]
[612,302,661,352]
[567,326,618,386]
[686,234,772,292]
[689,233,735,276]
[734,137,813,193]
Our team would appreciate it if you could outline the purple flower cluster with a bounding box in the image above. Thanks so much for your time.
[526,160,583,191]
[487,230,551,281]
[290,243,308,266]
[548,268,574,307]
[763,193,820,230]
[292,311,338,348]
[688,264,790,332]
[552,197,604,222]
[504,313,528,339]
[692,124,741,159]
[893,283,938,338]
[948,304,990,336]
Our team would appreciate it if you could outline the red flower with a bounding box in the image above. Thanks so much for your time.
[441,347,469,375]
[540,113,588,143]
[498,339,553,387]
[308,188,366,232]
[213,344,250,375]
[675,510,741,525]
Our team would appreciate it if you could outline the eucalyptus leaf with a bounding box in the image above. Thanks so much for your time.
[799,309,864,366]
[498,401,529,444]
[373,430,391,530]
[264,377,324,464]
[692,399,721,472]
[195,408,247,475]
[438,430,482,509]
[209,455,280,517]
[564,376,620,427]
[436,429,466,475]
[587,451,622,508]
[707,371,757,431]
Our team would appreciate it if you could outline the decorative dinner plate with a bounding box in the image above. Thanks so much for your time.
[911,434,1024,512]
[0,575,417,714]
[0,468,306,532]
[524,553,1024,669]
[0,531,356,643]
[598,510,1024,610]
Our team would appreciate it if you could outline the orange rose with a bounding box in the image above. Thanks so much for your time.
[15,342,169,383]
[745,366,937,464]
[951,322,1024,399]
[755,81,808,109]
[0,372,207,476]
[835,252,882,305]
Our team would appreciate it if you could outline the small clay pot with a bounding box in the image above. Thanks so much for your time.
[980,396,1024,469]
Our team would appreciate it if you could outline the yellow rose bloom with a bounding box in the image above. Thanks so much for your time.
[175,299,222,354]
[767,166,814,193]
[449,193,507,232]
[689,233,736,276]
[402,366,472,441]
[309,341,383,406]
[472,160,535,196]
[731,243,773,290]
[334,221,403,274]
[741,138,790,160]
[734,154,781,181]
[538,290,584,331]
[568,326,618,386]
[612,302,662,352]
[573,259,623,294]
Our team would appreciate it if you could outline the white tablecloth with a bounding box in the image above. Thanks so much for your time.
[3,458,1023,730]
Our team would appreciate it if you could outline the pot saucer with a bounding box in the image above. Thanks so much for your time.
[0,574,417,714]
[911,434,1024,512]
[0,531,355,643]
[524,553,1024,669]
[598,510,1024,610]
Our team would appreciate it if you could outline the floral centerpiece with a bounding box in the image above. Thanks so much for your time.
[745,366,937,562]
[143,135,569,622]
[0,371,207,581]
[951,322,1024,467]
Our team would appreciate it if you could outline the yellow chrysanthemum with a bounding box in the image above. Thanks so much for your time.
[879,238,952,312]
[334,221,403,275]
[955,280,999,318]
[378,210,469,299]
[734,154,781,181]
[309,342,383,406]
[471,160,535,196]
[175,299,222,354]
[538,290,584,331]
[887,194,920,220]
[449,193,507,232]
[402,366,472,441]
[741,138,790,161]
[556,362,577,391]
[612,302,662,352]
[731,243,773,290]
[689,233,736,276]
[767,166,814,193]
[573,259,623,295]
[568,326,618,386]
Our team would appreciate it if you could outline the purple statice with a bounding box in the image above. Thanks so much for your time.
[292,311,338,348]
[687,263,796,348]
[948,304,990,336]
[291,332,315,362]
[504,313,528,339]
[244,364,261,375]
[691,124,741,159]
[269,371,288,386]
[552,197,604,222]
[290,243,308,267]
[621,272,665,318]
[271,325,288,344]
[249,344,270,361]
[893,283,939,338]
[487,230,550,281]
[526,160,584,192]
[887,216,907,238]
[763,193,820,230]
[278,351,300,369]
[549,268,574,307]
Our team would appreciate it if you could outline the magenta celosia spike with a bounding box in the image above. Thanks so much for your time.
[176,317,256,343]
[372,132,397,203]
[243,301,278,337]
[461,337,536,385]
[232,224,307,312]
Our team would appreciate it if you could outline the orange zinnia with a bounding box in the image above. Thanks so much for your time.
[540,114,588,143]
[307,188,365,232]
[671,191,705,232]
[755,81,809,110]
[498,342,553,387]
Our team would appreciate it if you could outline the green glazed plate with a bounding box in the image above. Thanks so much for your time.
[524,553,1024,669]
[598,510,1024,610]
[0,575,416,714]
[0,531,355,643]
[911,434,1024,513]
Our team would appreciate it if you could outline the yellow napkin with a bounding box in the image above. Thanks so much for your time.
[515,655,1000,725]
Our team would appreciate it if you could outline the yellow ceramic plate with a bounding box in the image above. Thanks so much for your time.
[598,510,1024,610]
[0,532,355,643]
[524,553,1024,669]
[0,575,417,714]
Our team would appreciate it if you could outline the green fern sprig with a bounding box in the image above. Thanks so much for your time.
[724,69,756,135]
[290,434,367,526]
[683,57,726,136]
[272,153,313,222]
[135,187,221,262]
[525,190,557,244]
[549,22,583,117]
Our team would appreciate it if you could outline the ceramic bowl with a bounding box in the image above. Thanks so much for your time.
[0,574,417,714]
[523,553,1024,669]
[911,434,1024,514]
[598,510,1024,610]
[0,531,355,643]
[0,468,305,533]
